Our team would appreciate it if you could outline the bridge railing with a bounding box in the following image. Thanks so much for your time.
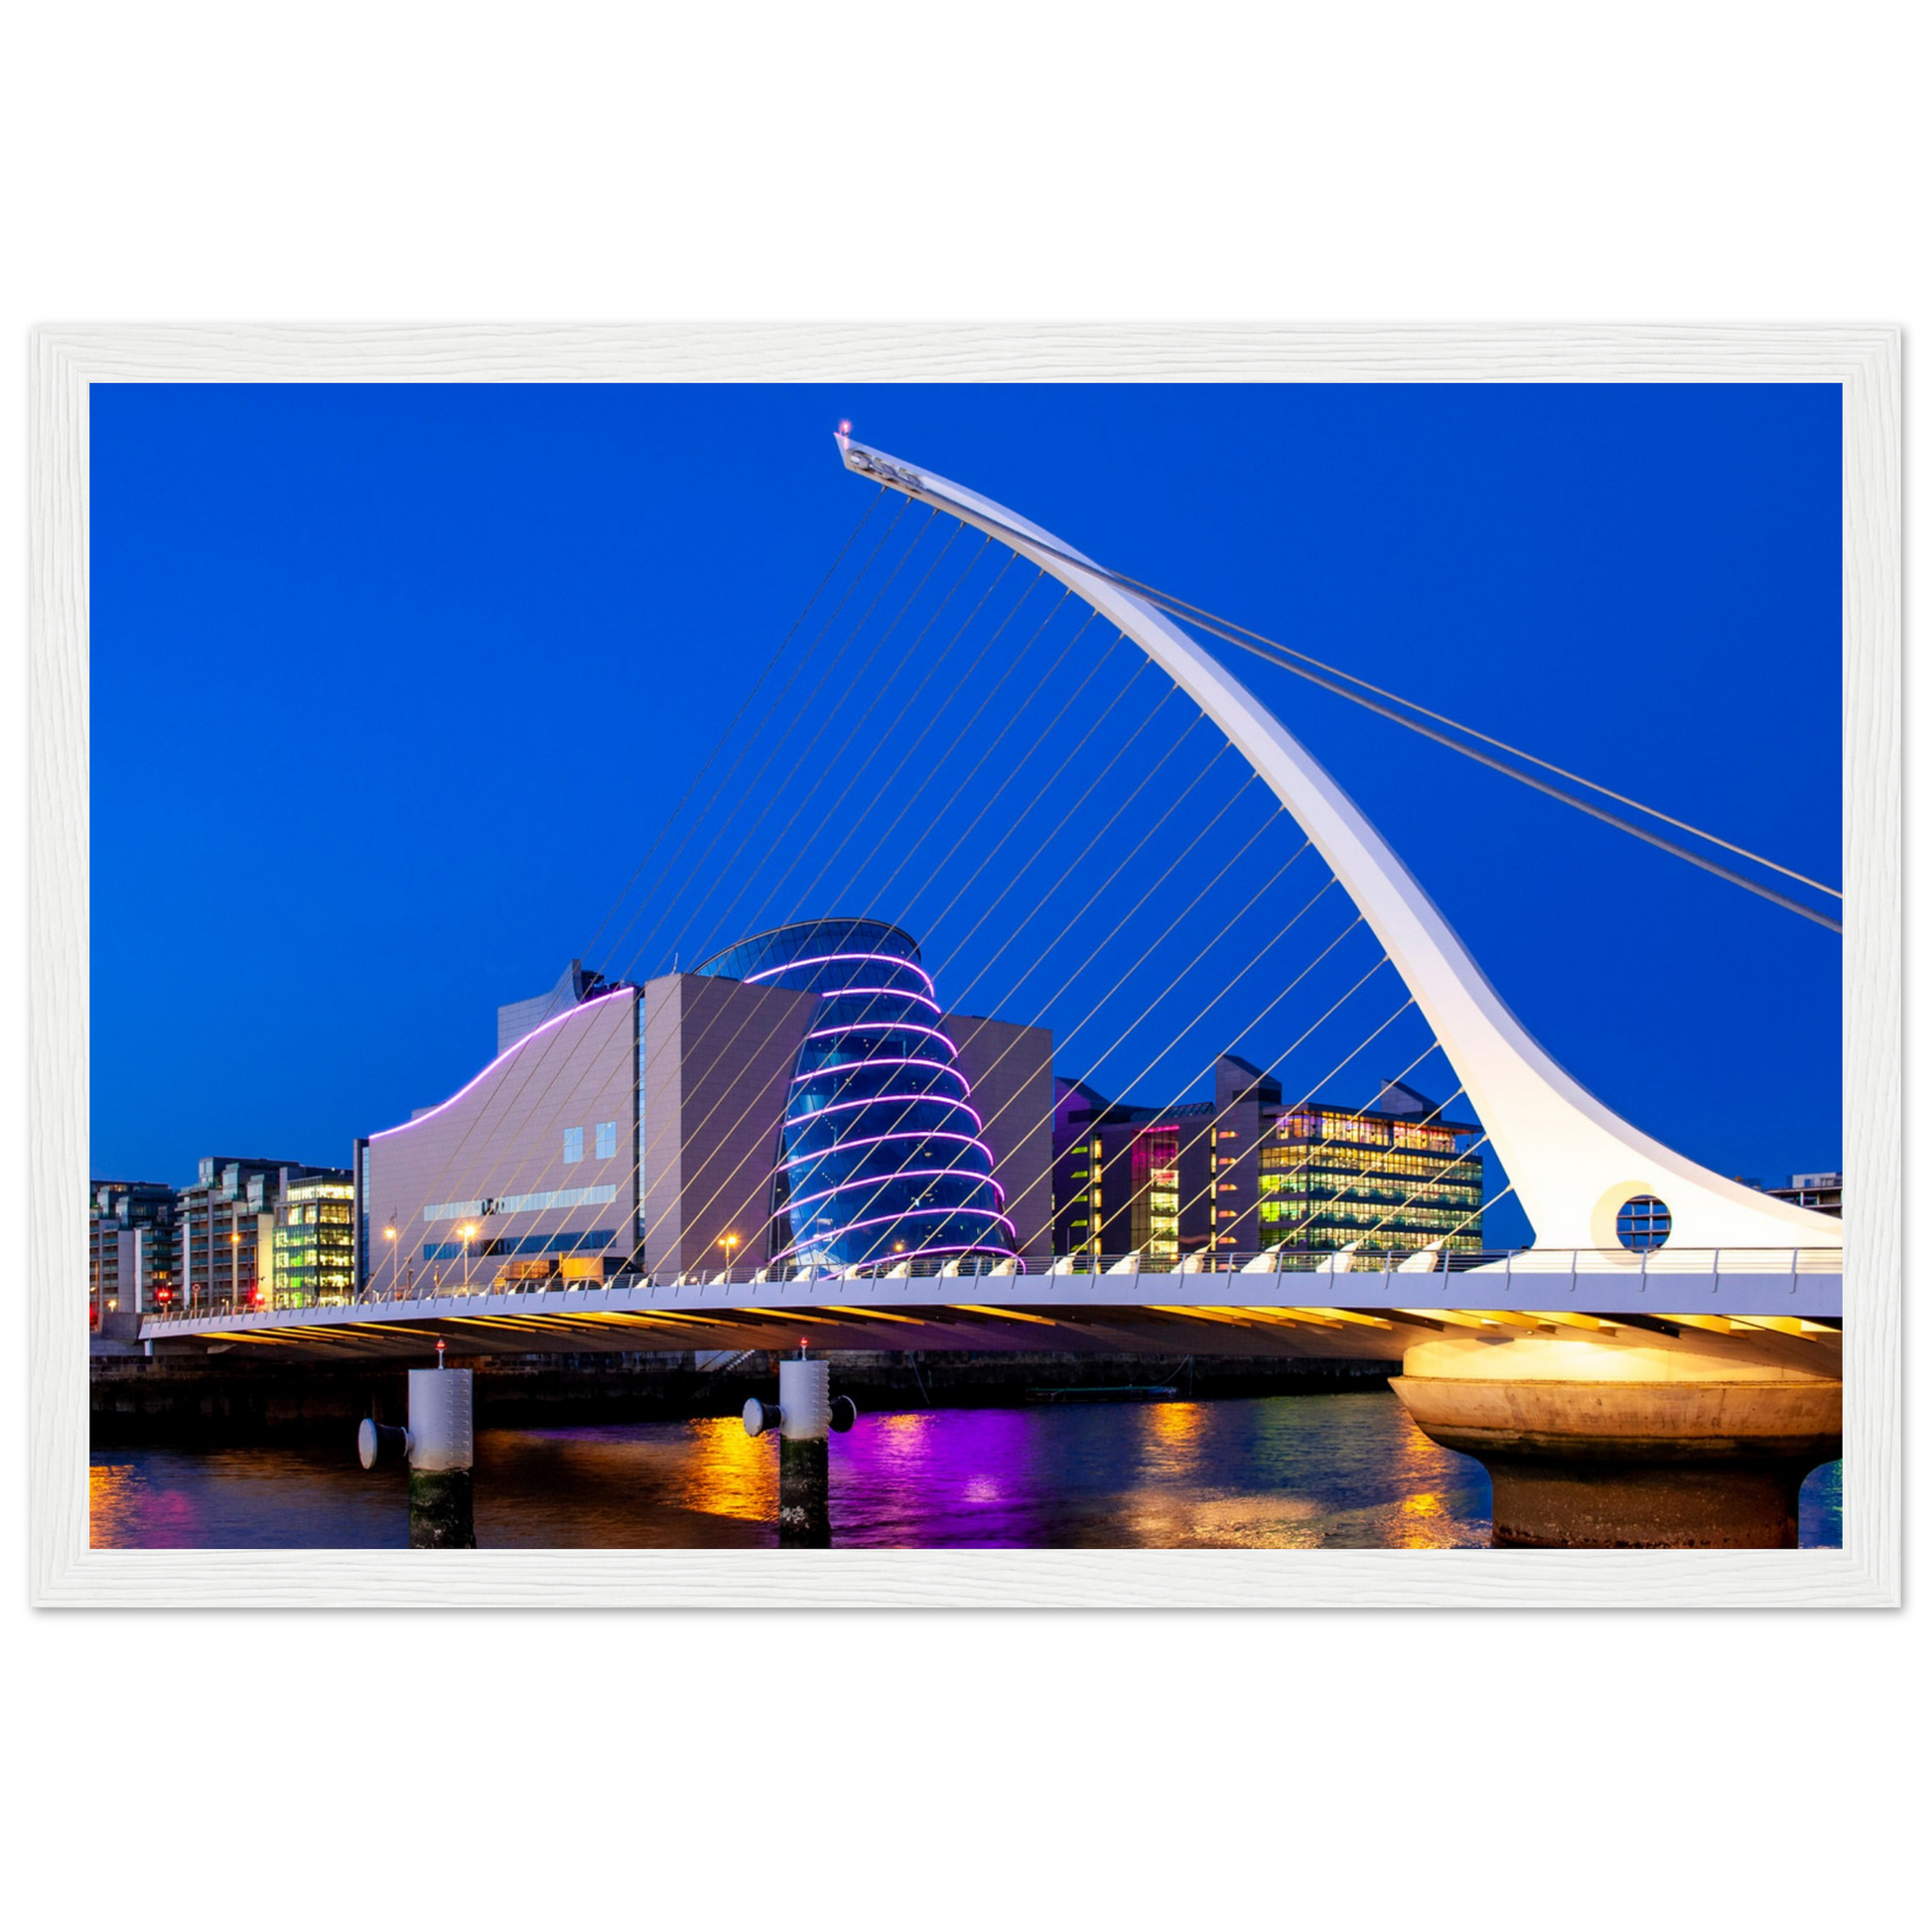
[134,1245,1844,1324]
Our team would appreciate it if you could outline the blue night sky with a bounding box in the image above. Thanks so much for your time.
[91,382,1841,1249]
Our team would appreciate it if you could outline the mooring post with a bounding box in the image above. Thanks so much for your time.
[743,1346,857,1547]
[404,1361,476,1548]
[356,1350,477,1549]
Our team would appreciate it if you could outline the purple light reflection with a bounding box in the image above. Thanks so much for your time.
[831,1407,1051,1550]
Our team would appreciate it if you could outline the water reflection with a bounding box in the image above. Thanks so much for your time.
[87,1392,1847,1554]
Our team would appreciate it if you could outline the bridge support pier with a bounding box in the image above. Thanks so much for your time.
[1391,1332,1840,1549]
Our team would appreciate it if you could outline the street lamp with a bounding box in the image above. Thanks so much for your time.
[459,1222,477,1293]
[719,1232,739,1277]
[383,1224,398,1299]
[229,1228,241,1310]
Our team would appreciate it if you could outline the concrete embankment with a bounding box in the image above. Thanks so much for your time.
[90,1347,1397,1445]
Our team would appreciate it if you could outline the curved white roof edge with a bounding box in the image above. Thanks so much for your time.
[836,433,1840,1253]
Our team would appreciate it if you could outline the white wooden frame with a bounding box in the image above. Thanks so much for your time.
[29,324,1900,1608]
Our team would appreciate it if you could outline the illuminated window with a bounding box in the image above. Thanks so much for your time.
[595,1120,618,1160]
[563,1126,584,1164]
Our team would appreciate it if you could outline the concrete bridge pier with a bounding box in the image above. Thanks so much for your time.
[1390,1329,1841,1548]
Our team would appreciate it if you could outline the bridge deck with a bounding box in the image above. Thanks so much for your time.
[139,1258,1843,1364]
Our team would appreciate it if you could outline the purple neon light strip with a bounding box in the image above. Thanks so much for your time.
[790,1056,970,1088]
[782,1168,1007,1216]
[367,988,634,1140]
[804,1022,958,1048]
[790,1204,1018,1242]
[778,1128,991,1172]
[772,1207,1018,1264]
[797,1093,986,1132]
[812,1245,1026,1273]
[745,951,936,992]
[819,987,942,1014]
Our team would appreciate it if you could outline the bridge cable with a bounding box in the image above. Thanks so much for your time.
[1055,944,1404,1271]
[892,480,1843,928]
[381,499,935,1293]
[621,597,1116,1262]
[623,581,1148,1267]
[791,866,1359,1274]
[436,517,981,1283]
[1226,1035,1459,1260]
[900,478,1843,901]
[1162,611,1844,935]
[578,484,890,966]
[898,878,1373,1270]
[643,673,1212,1269]
[651,605,1320,1271]
[788,760,1292,1262]
[591,491,924,990]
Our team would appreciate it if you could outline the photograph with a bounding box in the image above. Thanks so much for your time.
[81,370,1850,1561]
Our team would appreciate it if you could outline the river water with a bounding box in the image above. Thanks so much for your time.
[89,1391,1844,1551]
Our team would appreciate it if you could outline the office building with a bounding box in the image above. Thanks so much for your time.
[1765,1171,1843,1217]
[89,1180,177,1324]
[269,1169,357,1304]
[174,1156,341,1311]
[1053,1060,1484,1264]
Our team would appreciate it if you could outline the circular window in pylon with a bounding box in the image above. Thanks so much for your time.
[1615,1194,1672,1250]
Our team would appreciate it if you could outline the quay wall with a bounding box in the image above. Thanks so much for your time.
[89,1349,1398,1445]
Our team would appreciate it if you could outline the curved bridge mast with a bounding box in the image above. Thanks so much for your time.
[837,433,1838,1255]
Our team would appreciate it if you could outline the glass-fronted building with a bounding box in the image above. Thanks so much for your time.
[269,1170,357,1304]
[1258,1089,1484,1261]
[696,919,1018,1273]
[1054,1062,1483,1264]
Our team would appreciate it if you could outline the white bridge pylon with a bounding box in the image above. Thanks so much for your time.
[837,434,1840,1256]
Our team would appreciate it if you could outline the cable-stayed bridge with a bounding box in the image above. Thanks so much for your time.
[139,1245,1843,1361]
[143,434,1843,1546]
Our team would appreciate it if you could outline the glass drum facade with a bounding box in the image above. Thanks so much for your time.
[697,919,1016,1273]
